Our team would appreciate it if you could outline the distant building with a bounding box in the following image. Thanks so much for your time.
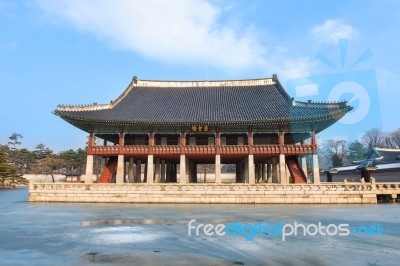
[54,76,351,185]
[64,172,82,183]
[324,148,400,182]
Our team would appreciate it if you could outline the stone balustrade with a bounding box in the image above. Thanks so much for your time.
[27,182,399,204]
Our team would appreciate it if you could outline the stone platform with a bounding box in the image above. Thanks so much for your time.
[28,182,400,204]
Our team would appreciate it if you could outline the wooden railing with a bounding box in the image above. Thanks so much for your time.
[219,145,249,154]
[90,144,314,156]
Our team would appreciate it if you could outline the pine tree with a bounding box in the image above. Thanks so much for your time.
[348,140,368,163]
[0,148,19,188]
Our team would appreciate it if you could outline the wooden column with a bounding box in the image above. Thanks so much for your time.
[118,131,124,153]
[148,130,154,154]
[215,130,221,154]
[279,131,284,153]
[248,130,253,154]
[311,131,317,152]
[180,131,186,153]
[88,132,94,154]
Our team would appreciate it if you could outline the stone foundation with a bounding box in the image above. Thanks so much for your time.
[26,182,398,204]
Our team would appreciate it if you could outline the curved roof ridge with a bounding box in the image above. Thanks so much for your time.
[106,76,276,109]
[55,76,277,112]
[293,100,349,108]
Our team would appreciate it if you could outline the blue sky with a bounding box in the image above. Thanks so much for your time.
[0,0,399,152]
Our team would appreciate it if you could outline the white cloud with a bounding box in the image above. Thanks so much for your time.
[36,0,266,70]
[35,0,319,81]
[310,19,359,44]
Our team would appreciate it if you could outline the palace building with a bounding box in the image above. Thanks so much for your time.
[55,75,352,186]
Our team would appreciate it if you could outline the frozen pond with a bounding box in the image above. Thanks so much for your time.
[0,187,399,265]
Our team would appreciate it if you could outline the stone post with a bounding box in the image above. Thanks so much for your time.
[236,163,241,183]
[272,157,278,183]
[147,154,154,184]
[248,154,255,184]
[160,160,166,183]
[312,154,320,184]
[128,158,134,183]
[144,162,147,182]
[244,157,249,183]
[154,157,161,183]
[116,154,124,184]
[85,155,94,183]
[267,160,272,183]
[262,163,266,182]
[135,160,141,182]
[180,155,186,184]
[167,163,172,182]
[279,154,288,184]
[215,154,221,184]
[185,157,190,183]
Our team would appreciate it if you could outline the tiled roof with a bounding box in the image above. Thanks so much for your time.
[54,77,352,129]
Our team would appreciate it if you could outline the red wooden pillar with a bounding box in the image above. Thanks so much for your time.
[148,130,154,154]
[180,130,186,154]
[119,130,124,153]
[248,130,253,154]
[88,132,94,154]
[279,131,284,154]
[311,130,317,153]
[215,129,221,154]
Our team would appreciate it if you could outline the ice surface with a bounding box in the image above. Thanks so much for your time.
[0,187,399,265]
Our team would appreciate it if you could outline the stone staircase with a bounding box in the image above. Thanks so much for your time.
[286,156,307,183]
[97,157,117,183]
